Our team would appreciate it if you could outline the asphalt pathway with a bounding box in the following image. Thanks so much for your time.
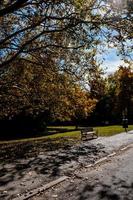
[90,130,133,153]
[32,144,133,200]
[1,131,133,199]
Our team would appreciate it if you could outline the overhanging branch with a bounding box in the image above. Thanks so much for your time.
[0,0,28,17]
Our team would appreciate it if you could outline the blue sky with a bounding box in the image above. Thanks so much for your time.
[99,47,130,74]
[102,48,124,74]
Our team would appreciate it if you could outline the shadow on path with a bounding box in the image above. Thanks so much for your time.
[0,139,105,200]
[64,177,133,200]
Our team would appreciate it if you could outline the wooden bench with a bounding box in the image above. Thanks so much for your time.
[81,127,98,141]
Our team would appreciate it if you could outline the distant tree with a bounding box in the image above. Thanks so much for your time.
[91,65,133,125]
[87,64,112,125]
[114,66,133,121]
[87,62,106,99]
[62,84,97,127]
[0,58,96,127]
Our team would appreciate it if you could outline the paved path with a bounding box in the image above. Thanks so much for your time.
[32,144,133,200]
[1,131,133,199]
[90,131,133,153]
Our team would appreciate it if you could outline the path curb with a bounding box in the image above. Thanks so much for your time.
[13,143,133,200]
[13,176,68,200]
[85,143,133,169]
[94,157,107,165]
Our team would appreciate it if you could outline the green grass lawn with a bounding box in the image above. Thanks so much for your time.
[1,125,133,144]
[47,125,133,138]
[46,125,133,138]
[48,126,76,130]
[94,125,133,136]
[0,127,80,144]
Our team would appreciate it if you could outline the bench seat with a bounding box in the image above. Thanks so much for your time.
[81,127,98,141]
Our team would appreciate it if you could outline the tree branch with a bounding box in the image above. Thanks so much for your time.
[0,0,28,17]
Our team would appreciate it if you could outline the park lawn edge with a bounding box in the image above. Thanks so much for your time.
[0,125,133,145]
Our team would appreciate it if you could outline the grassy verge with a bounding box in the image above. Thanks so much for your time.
[48,126,76,130]
[0,125,133,144]
[45,130,80,139]
[0,127,80,145]
[94,125,133,136]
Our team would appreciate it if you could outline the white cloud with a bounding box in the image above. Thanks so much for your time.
[102,59,128,74]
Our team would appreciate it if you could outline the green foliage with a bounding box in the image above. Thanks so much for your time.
[87,64,106,99]
[107,66,133,121]
[74,0,85,9]
[89,65,133,125]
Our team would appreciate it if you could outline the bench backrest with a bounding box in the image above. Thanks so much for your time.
[81,127,93,133]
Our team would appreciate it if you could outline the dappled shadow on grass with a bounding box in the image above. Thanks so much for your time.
[0,127,78,141]
[46,127,77,135]
[0,139,105,199]
[0,131,44,141]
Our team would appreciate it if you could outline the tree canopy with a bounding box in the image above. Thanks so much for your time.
[1,0,133,131]
[1,0,133,73]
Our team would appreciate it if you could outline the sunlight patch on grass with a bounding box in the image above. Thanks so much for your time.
[48,126,76,130]
[45,130,80,139]
[0,130,80,144]
[94,125,133,136]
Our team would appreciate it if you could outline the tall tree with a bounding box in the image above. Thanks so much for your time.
[0,58,96,123]
[87,61,106,99]
[114,66,133,120]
